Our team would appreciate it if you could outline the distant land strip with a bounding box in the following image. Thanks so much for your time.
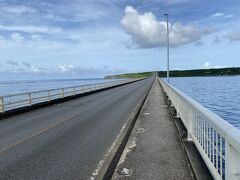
[105,67,240,79]
[158,67,240,77]
[105,72,152,79]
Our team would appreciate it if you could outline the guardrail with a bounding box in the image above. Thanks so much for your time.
[158,78,240,180]
[0,79,140,113]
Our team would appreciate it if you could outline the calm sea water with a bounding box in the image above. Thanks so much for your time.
[0,79,114,96]
[169,76,240,129]
[1,76,239,129]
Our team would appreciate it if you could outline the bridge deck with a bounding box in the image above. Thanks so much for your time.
[0,78,153,180]
[112,78,194,179]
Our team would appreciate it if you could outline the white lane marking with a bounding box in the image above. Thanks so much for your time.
[117,137,136,165]
[89,122,128,180]
[90,160,104,180]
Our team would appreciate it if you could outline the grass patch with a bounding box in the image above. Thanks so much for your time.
[105,72,152,79]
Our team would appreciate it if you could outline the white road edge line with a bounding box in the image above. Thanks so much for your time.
[89,121,128,180]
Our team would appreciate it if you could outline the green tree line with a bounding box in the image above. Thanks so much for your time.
[158,67,240,77]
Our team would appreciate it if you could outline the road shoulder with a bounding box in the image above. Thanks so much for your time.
[112,78,194,179]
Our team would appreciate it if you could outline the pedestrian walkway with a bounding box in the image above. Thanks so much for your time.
[112,78,194,179]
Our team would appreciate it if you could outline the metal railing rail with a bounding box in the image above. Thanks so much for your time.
[158,77,240,180]
[0,79,140,113]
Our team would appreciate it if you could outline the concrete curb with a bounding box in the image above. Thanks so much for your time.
[110,75,153,180]
[157,78,213,180]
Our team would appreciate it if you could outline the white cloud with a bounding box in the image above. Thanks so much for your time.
[3,61,48,74]
[52,65,125,76]
[121,6,213,48]
[71,3,109,22]
[1,62,125,77]
[1,5,36,15]
[203,62,224,69]
[11,33,25,42]
[212,13,225,17]
[14,66,41,74]
[225,31,240,41]
[212,65,223,69]
[0,35,69,51]
[31,34,42,41]
[35,41,67,51]
[0,25,62,34]
[57,64,75,72]
[41,1,113,23]
[210,12,234,19]
[30,66,41,73]
[152,0,192,5]
[204,62,210,68]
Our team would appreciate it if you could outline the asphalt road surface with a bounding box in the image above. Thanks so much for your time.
[0,77,153,180]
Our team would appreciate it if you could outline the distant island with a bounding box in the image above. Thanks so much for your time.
[105,67,240,79]
[158,67,240,77]
[105,72,152,79]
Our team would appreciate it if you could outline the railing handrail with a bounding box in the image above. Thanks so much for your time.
[158,77,240,180]
[0,79,126,98]
[159,78,240,152]
[0,78,143,113]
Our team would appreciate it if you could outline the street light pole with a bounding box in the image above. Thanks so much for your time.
[164,13,170,83]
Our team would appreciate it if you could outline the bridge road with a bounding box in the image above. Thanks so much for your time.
[0,77,153,180]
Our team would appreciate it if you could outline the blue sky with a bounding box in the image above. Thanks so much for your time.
[0,0,240,80]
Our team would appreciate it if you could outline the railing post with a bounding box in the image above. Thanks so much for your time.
[48,90,51,101]
[225,142,240,180]
[0,97,4,113]
[73,87,76,95]
[61,88,64,98]
[81,85,84,93]
[28,93,32,106]
[187,106,194,141]
[175,96,180,118]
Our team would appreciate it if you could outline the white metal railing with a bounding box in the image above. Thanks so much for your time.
[158,78,240,180]
[0,79,140,113]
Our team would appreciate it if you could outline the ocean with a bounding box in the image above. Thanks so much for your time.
[169,76,240,129]
[0,78,114,96]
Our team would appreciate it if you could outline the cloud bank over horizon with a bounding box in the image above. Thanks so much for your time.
[0,0,240,79]
[1,60,125,79]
